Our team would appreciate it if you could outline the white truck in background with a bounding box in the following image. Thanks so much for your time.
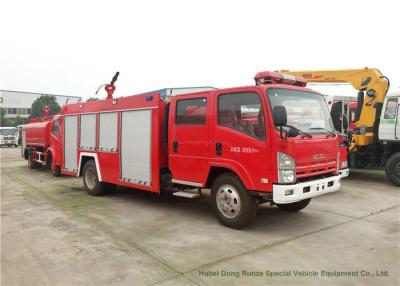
[0,127,19,147]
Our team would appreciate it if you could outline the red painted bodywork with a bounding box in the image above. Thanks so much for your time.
[60,94,166,193]
[169,85,341,192]
[23,82,343,194]
[22,115,62,170]
[24,120,52,148]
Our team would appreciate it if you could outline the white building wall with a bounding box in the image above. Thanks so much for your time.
[0,90,81,118]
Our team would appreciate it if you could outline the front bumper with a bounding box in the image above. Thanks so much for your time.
[273,174,341,204]
[339,168,349,178]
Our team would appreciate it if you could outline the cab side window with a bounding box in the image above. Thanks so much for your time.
[176,98,207,125]
[52,120,59,137]
[384,98,398,119]
[218,92,266,140]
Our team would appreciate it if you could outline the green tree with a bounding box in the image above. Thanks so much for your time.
[86,97,99,102]
[0,107,11,127]
[13,116,28,126]
[31,95,61,118]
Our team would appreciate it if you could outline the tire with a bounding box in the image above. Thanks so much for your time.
[105,183,116,192]
[46,153,52,170]
[211,173,257,229]
[160,170,174,199]
[52,165,61,177]
[385,152,400,187]
[28,151,39,169]
[276,199,311,212]
[82,160,106,196]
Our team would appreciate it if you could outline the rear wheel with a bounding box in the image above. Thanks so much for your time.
[276,199,311,212]
[385,152,400,186]
[211,173,257,229]
[83,160,106,196]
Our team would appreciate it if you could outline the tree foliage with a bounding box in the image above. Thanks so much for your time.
[0,109,29,127]
[0,107,11,127]
[31,95,61,118]
[86,97,99,102]
[14,116,28,126]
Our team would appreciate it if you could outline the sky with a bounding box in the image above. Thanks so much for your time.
[1,0,399,100]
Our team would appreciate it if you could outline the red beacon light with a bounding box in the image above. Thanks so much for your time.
[254,71,307,87]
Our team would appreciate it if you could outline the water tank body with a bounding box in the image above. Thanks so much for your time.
[23,120,52,148]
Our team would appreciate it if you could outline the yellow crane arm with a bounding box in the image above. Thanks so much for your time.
[276,68,390,148]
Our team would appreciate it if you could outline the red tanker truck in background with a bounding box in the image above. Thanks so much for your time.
[21,107,62,176]
[21,72,348,229]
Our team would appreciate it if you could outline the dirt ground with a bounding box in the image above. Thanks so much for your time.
[1,147,399,286]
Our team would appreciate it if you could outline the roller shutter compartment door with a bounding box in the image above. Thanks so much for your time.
[64,115,78,172]
[120,109,152,185]
[99,112,118,151]
[80,114,96,150]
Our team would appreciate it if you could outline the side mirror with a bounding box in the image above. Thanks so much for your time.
[287,127,299,138]
[273,106,287,127]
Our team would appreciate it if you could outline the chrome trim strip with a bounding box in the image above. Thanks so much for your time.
[171,179,203,187]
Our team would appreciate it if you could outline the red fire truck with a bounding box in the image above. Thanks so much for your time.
[22,72,347,229]
[21,107,62,176]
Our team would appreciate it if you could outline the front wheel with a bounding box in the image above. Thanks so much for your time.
[83,160,106,196]
[52,165,61,177]
[211,173,257,229]
[276,199,311,212]
[28,150,39,169]
[385,152,400,186]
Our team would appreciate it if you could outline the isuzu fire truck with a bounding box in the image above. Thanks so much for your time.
[22,72,347,228]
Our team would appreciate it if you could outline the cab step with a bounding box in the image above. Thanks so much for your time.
[172,189,200,198]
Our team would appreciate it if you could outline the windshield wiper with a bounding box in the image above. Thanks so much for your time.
[286,125,312,138]
[309,127,336,137]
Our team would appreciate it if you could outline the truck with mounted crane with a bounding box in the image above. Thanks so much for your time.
[22,71,347,228]
[276,68,400,186]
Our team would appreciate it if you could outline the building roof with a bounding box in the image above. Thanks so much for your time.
[0,89,81,98]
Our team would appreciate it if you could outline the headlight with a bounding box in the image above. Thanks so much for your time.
[341,161,348,169]
[278,152,296,183]
[278,152,295,169]
[278,170,295,183]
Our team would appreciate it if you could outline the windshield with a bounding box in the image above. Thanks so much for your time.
[0,128,17,136]
[267,88,334,134]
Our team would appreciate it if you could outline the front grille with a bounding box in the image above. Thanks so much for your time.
[296,159,336,179]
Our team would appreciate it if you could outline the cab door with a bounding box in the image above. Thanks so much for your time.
[49,118,61,166]
[169,95,210,185]
[210,88,272,191]
[380,97,398,140]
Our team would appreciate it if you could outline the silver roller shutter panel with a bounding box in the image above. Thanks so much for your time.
[80,114,96,150]
[64,115,78,172]
[121,109,152,185]
[99,112,118,151]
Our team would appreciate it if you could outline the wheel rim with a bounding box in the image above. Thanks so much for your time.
[85,166,97,189]
[395,162,400,176]
[216,184,241,219]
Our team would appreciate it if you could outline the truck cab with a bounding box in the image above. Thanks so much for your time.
[378,93,400,185]
[168,72,343,228]
[379,93,400,141]
[0,127,18,147]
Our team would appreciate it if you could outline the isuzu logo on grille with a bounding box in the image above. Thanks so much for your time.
[313,154,326,160]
